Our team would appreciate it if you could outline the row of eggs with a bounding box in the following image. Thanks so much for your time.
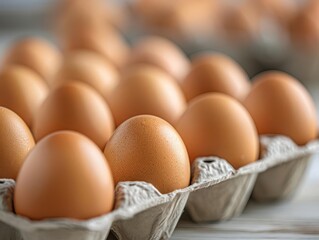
[0,36,317,222]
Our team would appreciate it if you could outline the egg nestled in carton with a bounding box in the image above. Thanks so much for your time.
[0,33,318,240]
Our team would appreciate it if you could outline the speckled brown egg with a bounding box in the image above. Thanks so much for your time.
[129,36,190,81]
[53,50,119,96]
[0,65,49,127]
[104,115,190,194]
[107,65,186,126]
[181,54,250,102]
[175,93,259,169]
[0,107,35,179]
[3,37,61,86]
[243,71,317,145]
[33,82,114,149]
[14,131,114,220]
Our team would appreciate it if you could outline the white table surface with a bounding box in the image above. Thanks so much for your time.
[1,28,319,240]
[172,154,319,239]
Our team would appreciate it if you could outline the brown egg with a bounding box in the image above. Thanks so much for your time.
[243,71,317,145]
[55,0,109,36]
[181,54,250,102]
[162,0,221,37]
[3,38,61,85]
[175,93,259,169]
[289,7,319,50]
[222,4,261,41]
[247,0,297,26]
[33,82,114,149]
[0,65,49,127]
[129,36,190,81]
[61,26,129,69]
[54,51,119,96]
[0,107,35,179]
[14,131,114,220]
[104,115,190,194]
[107,65,186,126]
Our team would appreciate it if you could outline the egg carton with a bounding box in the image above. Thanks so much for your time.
[0,135,318,240]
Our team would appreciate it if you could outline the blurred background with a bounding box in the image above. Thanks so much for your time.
[0,1,319,238]
[0,0,319,97]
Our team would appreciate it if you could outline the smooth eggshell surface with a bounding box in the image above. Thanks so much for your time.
[175,93,259,169]
[243,71,317,145]
[0,65,49,127]
[129,36,190,81]
[54,50,119,96]
[107,65,186,126]
[104,115,190,194]
[14,131,114,220]
[181,54,250,102]
[61,26,129,69]
[0,107,35,179]
[3,37,61,85]
[33,82,114,149]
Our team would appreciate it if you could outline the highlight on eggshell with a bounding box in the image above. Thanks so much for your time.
[14,131,114,220]
[107,64,186,127]
[128,36,190,81]
[181,53,251,102]
[33,81,114,149]
[53,50,119,96]
[175,93,259,169]
[104,115,190,194]
[243,71,317,146]
[3,37,62,86]
[0,65,49,128]
[60,25,129,69]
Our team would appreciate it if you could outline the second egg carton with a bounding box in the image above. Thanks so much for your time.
[0,135,318,240]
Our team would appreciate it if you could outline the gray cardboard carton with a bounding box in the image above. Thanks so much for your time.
[0,135,318,239]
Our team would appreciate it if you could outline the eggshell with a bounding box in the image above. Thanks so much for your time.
[61,26,129,69]
[289,7,319,50]
[0,65,49,127]
[14,131,114,220]
[104,115,190,194]
[0,107,35,179]
[3,38,61,86]
[181,54,250,102]
[175,93,259,169]
[243,71,317,145]
[222,4,261,41]
[162,0,221,37]
[54,50,119,96]
[107,65,186,126]
[33,82,114,149]
[129,36,190,81]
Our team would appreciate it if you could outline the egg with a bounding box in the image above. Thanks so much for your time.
[181,54,250,102]
[243,71,317,145]
[33,82,114,149]
[222,4,261,41]
[104,115,190,194]
[0,107,35,179]
[14,131,114,220]
[162,0,221,37]
[129,36,190,81]
[0,65,49,127]
[3,38,61,86]
[61,26,129,69]
[289,6,319,50]
[175,93,259,169]
[107,65,186,126]
[54,51,119,96]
